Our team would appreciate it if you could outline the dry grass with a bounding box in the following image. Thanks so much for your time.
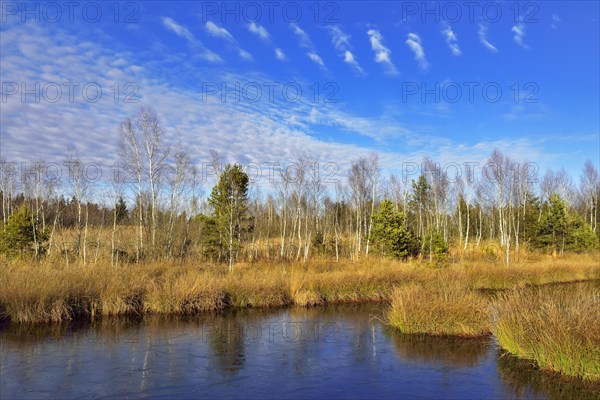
[143,269,229,314]
[386,276,492,337]
[494,284,600,381]
[289,260,426,306]
[459,256,600,290]
[0,251,598,324]
[0,263,151,323]
[226,268,291,308]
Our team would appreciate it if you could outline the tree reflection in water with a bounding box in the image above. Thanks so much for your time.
[2,302,599,399]
[386,331,490,368]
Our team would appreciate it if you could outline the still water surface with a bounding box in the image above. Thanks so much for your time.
[1,303,596,399]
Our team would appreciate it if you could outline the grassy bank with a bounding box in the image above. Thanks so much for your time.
[383,257,599,382]
[494,285,600,382]
[386,278,491,337]
[0,253,598,324]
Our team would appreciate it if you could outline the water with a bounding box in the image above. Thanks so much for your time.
[1,303,597,399]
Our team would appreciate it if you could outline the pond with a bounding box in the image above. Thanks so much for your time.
[0,303,597,399]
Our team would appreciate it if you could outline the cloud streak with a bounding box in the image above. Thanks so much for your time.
[307,51,326,69]
[162,17,222,62]
[291,23,314,49]
[405,33,429,71]
[275,48,286,60]
[0,21,575,188]
[441,25,462,56]
[327,26,364,75]
[367,29,397,75]
[551,14,562,30]
[512,20,529,49]
[290,23,327,71]
[247,22,271,42]
[478,24,498,52]
[246,22,286,62]
[205,21,253,61]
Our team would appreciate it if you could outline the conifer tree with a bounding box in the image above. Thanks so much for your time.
[208,164,252,271]
[115,196,128,223]
[370,199,418,260]
[535,194,568,254]
[1,204,47,258]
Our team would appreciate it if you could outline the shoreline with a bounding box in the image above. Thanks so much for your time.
[386,278,600,383]
[1,257,598,325]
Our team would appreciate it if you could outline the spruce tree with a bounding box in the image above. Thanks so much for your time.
[535,194,568,254]
[115,196,128,223]
[208,164,252,270]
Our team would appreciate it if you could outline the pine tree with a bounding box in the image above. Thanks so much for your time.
[370,199,418,260]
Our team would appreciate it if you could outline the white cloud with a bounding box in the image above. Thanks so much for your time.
[1,22,568,190]
[247,22,271,42]
[478,24,498,52]
[343,51,364,73]
[200,51,224,63]
[512,21,529,49]
[290,23,327,70]
[275,48,286,60]
[441,25,461,56]
[290,23,313,49]
[1,23,399,178]
[161,17,222,63]
[405,33,429,71]
[246,22,286,62]
[327,26,364,75]
[162,17,195,42]
[328,25,351,52]
[367,29,397,75]
[307,51,327,71]
[205,21,235,42]
[551,14,562,30]
[204,21,253,61]
[238,49,253,61]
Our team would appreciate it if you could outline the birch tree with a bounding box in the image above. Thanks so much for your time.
[580,161,599,233]
[64,148,88,263]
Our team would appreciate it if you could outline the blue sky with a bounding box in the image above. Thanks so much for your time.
[1,0,599,183]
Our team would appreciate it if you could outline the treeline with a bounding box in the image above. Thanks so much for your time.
[1,107,599,267]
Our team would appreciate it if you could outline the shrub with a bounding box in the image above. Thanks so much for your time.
[421,229,449,267]
[0,204,48,258]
